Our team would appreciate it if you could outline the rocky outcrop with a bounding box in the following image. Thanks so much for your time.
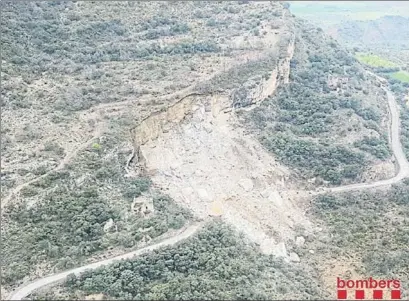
[130,93,221,165]
[131,196,154,218]
[244,69,279,107]
[232,35,295,110]
[289,252,301,263]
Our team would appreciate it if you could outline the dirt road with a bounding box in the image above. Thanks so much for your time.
[7,222,203,301]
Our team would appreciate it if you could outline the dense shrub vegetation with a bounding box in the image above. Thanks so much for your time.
[262,133,366,184]
[0,1,232,113]
[31,221,325,300]
[2,2,218,70]
[311,181,409,298]
[247,20,389,184]
[335,15,409,51]
[2,133,192,286]
[353,136,391,160]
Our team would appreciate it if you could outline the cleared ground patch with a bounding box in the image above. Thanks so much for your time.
[355,53,398,68]
[391,70,409,83]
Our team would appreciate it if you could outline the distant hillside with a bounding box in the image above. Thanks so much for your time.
[289,3,409,63]
[331,15,409,49]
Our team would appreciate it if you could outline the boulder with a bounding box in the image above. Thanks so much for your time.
[261,188,272,198]
[238,178,254,192]
[103,218,114,232]
[197,188,211,201]
[272,241,288,259]
[295,236,305,247]
[289,252,300,263]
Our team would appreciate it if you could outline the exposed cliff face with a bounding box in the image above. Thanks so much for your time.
[128,28,305,257]
[279,33,295,85]
[131,94,198,147]
[243,37,295,110]
[130,33,296,153]
[244,69,279,108]
[129,7,297,156]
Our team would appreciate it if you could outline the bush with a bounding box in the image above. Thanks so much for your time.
[121,178,151,200]
[262,132,365,184]
[354,136,391,159]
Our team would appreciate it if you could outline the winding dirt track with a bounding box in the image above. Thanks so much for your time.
[8,222,204,300]
[7,75,409,300]
[1,130,102,210]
